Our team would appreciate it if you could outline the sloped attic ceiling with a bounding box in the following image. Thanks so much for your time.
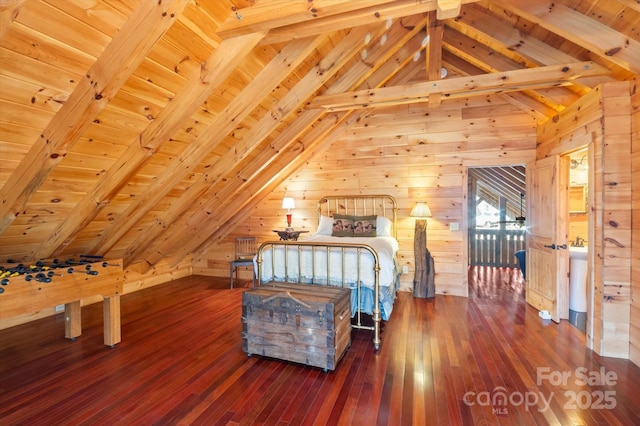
[0,0,638,268]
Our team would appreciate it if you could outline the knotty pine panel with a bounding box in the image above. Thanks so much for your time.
[198,99,536,296]
[0,99,55,130]
[92,104,155,132]
[4,23,96,76]
[631,76,640,367]
[107,90,164,122]
[145,38,203,80]
[80,122,142,147]
[70,138,129,159]
[0,74,66,114]
[601,87,632,350]
[162,18,218,66]
[134,57,188,95]
[15,2,112,58]
[47,0,128,37]
[0,48,81,94]
[119,74,174,108]
[539,82,632,359]
[55,151,119,173]
[0,121,44,148]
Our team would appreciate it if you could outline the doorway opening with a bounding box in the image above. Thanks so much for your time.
[467,166,527,270]
[566,148,590,335]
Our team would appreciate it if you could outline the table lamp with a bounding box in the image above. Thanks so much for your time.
[282,197,295,230]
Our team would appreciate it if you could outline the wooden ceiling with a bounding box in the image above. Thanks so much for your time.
[0,0,638,267]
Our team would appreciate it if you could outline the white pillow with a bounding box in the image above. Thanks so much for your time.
[317,215,334,235]
[376,216,392,237]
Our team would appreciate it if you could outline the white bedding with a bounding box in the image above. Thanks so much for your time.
[257,234,400,320]
[258,234,399,290]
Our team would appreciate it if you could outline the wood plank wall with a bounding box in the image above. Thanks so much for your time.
[195,95,538,297]
[569,213,588,246]
[538,81,633,360]
[630,76,640,366]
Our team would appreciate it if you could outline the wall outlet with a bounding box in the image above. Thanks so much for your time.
[449,222,460,231]
[55,304,64,313]
[402,265,409,275]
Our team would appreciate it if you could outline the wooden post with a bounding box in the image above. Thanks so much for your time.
[103,295,121,348]
[413,219,435,298]
[64,300,82,340]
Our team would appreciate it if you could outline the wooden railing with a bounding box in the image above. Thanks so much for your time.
[469,229,526,268]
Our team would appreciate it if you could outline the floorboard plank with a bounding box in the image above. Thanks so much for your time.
[1,270,639,425]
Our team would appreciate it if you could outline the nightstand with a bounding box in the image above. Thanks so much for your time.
[272,229,309,241]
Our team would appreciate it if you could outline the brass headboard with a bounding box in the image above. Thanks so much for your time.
[317,194,398,239]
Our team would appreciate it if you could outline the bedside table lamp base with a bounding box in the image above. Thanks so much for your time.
[413,219,435,298]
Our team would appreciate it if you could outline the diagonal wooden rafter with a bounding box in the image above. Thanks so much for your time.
[188,110,371,266]
[36,32,266,260]
[447,4,610,94]
[309,61,611,111]
[139,16,429,269]
[441,25,577,113]
[126,19,403,268]
[0,0,191,234]
[182,38,430,266]
[218,0,480,44]
[493,0,640,74]
[184,54,429,265]
[218,0,400,37]
[87,36,323,257]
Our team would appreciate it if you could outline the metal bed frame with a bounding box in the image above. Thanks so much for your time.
[256,195,398,351]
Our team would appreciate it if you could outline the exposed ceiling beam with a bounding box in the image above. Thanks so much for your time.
[188,110,368,267]
[309,61,611,111]
[88,35,319,257]
[437,0,462,20]
[493,0,640,73]
[219,0,398,38]
[130,18,401,267]
[448,4,610,94]
[217,0,481,43]
[0,0,191,234]
[153,17,429,268]
[34,32,264,261]
[441,25,577,113]
[426,12,443,107]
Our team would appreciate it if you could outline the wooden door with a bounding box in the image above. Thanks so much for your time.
[525,156,569,322]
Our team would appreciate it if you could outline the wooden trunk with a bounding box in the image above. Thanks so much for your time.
[242,283,351,371]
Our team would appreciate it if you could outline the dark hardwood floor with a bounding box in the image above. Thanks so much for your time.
[1,268,639,425]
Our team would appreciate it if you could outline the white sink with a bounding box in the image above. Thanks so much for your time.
[569,246,588,312]
[569,246,588,260]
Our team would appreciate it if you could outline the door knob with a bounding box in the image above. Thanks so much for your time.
[543,243,567,250]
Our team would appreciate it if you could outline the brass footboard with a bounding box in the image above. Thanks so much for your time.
[256,241,382,350]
